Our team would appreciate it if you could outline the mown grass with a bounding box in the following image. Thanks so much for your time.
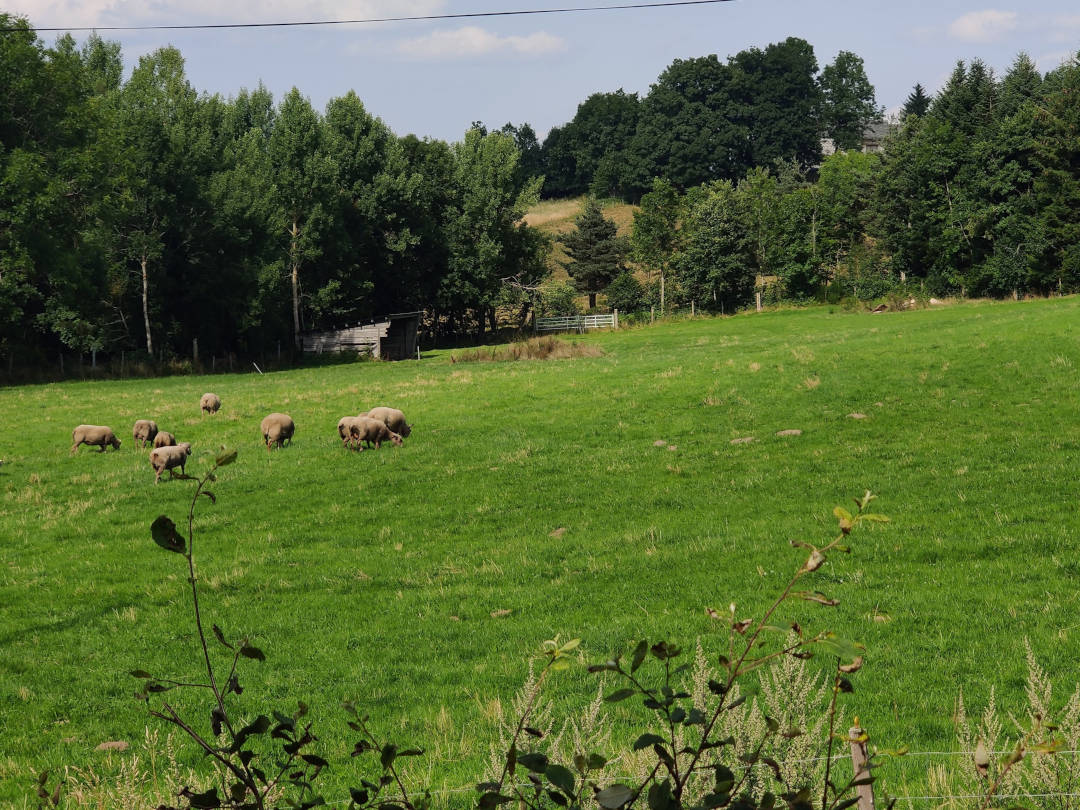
[4,299,1080,805]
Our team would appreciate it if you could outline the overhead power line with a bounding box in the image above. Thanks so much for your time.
[4,0,737,33]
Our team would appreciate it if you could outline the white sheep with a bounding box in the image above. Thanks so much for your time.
[260,413,295,451]
[350,416,403,450]
[200,393,221,414]
[363,406,412,438]
[337,415,367,449]
[132,419,159,449]
[150,442,192,483]
[152,430,177,449]
[71,425,121,454]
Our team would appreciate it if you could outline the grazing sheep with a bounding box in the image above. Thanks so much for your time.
[337,415,367,449]
[150,442,192,483]
[200,393,221,415]
[71,425,121,454]
[363,406,412,438]
[350,416,403,450]
[152,431,177,449]
[260,413,295,451]
[132,419,159,449]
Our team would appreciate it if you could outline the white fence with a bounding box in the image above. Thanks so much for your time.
[535,312,618,333]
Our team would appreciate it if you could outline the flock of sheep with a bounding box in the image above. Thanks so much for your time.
[69,392,413,483]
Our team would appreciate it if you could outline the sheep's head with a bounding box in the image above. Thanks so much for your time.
[111,436,122,449]
[401,423,413,438]
[390,432,404,446]
[179,442,192,457]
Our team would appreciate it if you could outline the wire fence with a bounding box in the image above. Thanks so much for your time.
[296,748,1080,807]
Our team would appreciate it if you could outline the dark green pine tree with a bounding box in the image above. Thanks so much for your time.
[560,198,627,309]
[901,83,931,118]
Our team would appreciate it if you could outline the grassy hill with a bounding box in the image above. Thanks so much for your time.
[3,299,1080,805]
[525,196,638,282]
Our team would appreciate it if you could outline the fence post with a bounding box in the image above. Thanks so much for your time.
[193,338,199,364]
[613,309,619,329]
[848,721,875,810]
[691,300,695,318]
[756,291,762,313]
[650,306,655,324]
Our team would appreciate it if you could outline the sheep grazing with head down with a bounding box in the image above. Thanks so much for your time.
[132,419,159,449]
[337,415,367,449]
[260,413,295,451]
[350,416,403,450]
[71,425,121,454]
[200,392,221,415]
[150,442,192,483]
[363,406,412,439]
[152,430,177,449]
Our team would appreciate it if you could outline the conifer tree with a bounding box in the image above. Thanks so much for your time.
[560,198,626,309]
[901,83,931,119]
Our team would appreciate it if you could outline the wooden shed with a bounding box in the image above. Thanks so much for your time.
[300,311,421,360]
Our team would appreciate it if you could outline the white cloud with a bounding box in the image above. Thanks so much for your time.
[396,26,566,60]
[3,0,447,29]
[947,10,1019,43]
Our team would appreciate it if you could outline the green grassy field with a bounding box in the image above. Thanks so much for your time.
[4,299,1080,806]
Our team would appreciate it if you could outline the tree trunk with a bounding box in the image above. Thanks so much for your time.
[290,219,301,350]
[488,307,497,335]
[588,293,597,309]
[141,253,153,355]
[660,272,666,314]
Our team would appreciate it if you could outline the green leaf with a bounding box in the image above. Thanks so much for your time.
[670,707,686,724]
[595,783,634,809]
[546,788,569,806]
[587,753,607,770]
[348,787,368,805]
[713,764,735,793]
[239,645,266,662]
[857,513,890,523]
[301,754,328,768]
[129,669,152,679]
[478,792,513,809]
[630,640,648,673]
[604,688,635,703]
[183,787,222,808]
[647,781,673,810]
[811,634,863,660]
[212,625,233,649]
[833,506,853,521]
[685,708,706,726]
[633,733,665,751]
[150,515,185,554]
[380,743,397,769]
[546,763,576,795]
[200,491,216,504]
[518,752,548,773]
[216,448,238,466]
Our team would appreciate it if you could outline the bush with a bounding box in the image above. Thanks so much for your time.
[538,282,581,317]
[604,272,646,313]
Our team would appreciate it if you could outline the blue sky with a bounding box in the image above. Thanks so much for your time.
[6,1,1080,142]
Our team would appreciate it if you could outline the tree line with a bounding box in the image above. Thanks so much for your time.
[0,15,547,374]
[556,53,1080,316]
[3,8,1079,376]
